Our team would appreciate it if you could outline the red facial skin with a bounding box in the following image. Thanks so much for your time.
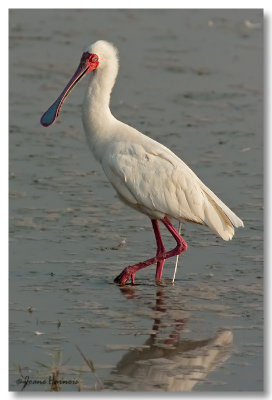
[80,52,99,72]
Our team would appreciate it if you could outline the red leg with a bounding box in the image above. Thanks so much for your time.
[114,217,187,285]
[114,219,164,285]
[154,216,187,281]
[162,217,188,258]
[152,220,166,282]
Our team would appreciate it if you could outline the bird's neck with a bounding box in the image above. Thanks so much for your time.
[82,65,118,160]
[83,63,118,124]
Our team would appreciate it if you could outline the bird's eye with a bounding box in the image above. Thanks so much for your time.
[92,56,98,62]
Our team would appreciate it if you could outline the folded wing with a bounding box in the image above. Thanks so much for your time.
[102,139,243,241]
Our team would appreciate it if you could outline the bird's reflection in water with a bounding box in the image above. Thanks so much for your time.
[106,286,233,391]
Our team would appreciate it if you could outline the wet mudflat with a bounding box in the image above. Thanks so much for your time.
[9,9,263,391]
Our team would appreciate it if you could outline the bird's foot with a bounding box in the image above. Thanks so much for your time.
[114,266,135,285]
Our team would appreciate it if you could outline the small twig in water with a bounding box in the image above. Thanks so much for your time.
[172,221,182,284]
[75,345,104,390]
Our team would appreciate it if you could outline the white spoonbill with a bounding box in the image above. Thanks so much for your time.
[41,40,244,285]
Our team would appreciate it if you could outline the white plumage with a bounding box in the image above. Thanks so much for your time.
[41,40,244,284]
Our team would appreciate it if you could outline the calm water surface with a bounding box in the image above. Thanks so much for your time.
[9,9,263,391]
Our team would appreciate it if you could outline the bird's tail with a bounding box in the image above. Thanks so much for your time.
[201,187,244,241]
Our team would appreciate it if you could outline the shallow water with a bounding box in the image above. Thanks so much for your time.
[9,9,263,391]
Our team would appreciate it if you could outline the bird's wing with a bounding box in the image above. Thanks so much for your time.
[147,138,244,231]
[102,138,242,241]
[102,140,208,221]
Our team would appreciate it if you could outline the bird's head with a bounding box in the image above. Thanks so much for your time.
[40,40,118,127]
